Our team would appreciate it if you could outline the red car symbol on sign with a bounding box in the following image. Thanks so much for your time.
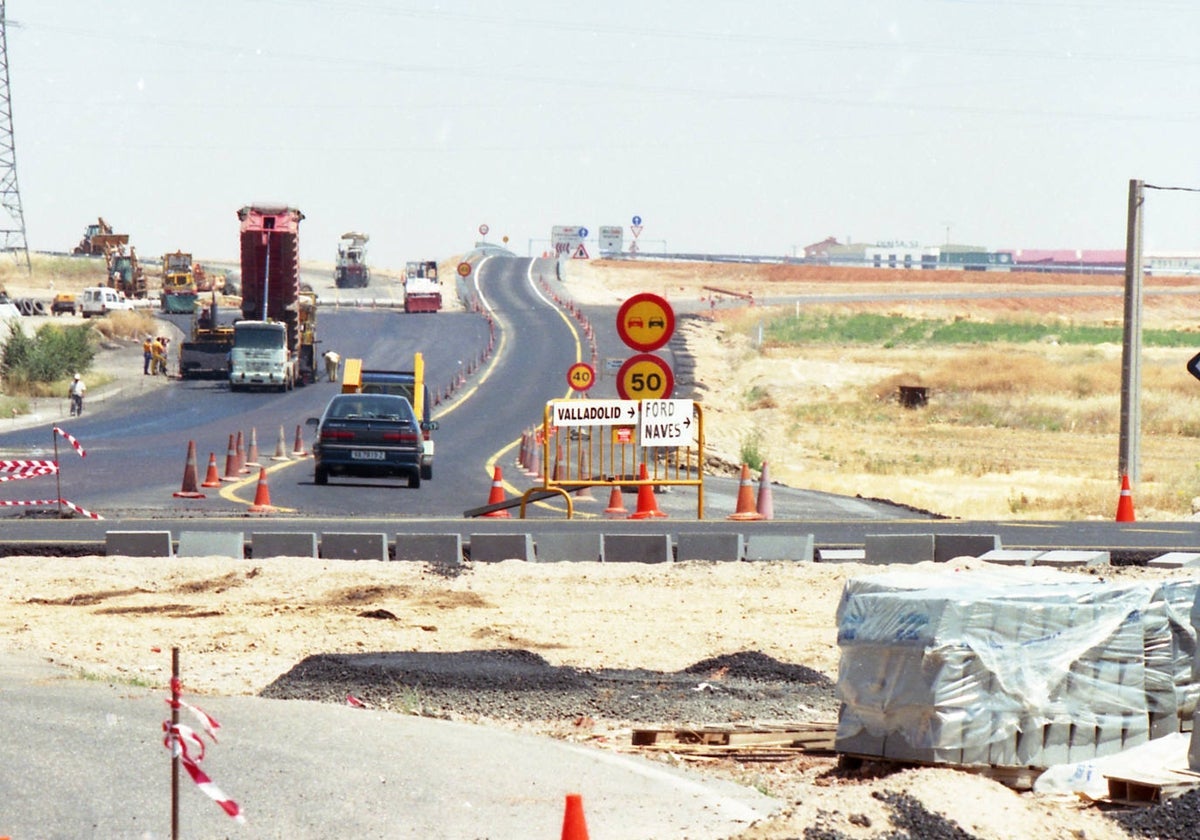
[626,317,644,328]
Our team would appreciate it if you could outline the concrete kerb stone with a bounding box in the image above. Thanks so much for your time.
[746,533,813,562]
[252,532,318,559]
[105,530,173,558]
[469,532,535,563]
[177,530,245,559]
[1033,549,1110,569]
[601,533,673,564]
[676,532,744,562]
[1147,552,1200,569]
[320,532,388,561]
[395,533,463,567]
[978,549,1043,567]
[533,531,603,563]
[934,533,1001,563]
[816,548,866,563]
[864,533,935,565]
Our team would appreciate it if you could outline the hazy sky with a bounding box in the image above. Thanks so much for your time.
[7,0,1200,270]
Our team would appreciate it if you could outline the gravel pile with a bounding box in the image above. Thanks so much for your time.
[260,648,839,725]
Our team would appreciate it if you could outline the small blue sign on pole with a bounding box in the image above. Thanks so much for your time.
[578,227,588,239]
[632,215,642,226]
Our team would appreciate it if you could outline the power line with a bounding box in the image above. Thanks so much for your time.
[0,1,29,274]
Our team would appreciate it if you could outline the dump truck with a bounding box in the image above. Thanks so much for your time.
[179,293,236,379]
[73,217,128,256]
[403,260,441,313]
[104,245,148,299]
[229,204,317,391]
[160,251,197,314]
[342,353,438,479]
[334,232,370,289]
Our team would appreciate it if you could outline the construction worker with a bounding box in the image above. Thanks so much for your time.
[151,337,166,376]
[323,349,341,383]
[142,336,153,375]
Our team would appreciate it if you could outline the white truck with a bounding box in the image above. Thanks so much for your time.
[80,286,134,319]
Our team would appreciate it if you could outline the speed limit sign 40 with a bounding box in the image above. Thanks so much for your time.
[616,353,674,400]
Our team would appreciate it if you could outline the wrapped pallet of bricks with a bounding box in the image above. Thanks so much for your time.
[835,564,1197,771]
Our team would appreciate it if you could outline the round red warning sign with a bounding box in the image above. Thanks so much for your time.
[616,293,675,352]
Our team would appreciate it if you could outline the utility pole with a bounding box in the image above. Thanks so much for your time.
[1118,179,1144,482]
[0,2,29,273]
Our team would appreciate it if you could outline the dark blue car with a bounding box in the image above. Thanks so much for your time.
[308,393,424,487]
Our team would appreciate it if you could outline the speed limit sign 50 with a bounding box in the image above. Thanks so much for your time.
[616,353,674,400]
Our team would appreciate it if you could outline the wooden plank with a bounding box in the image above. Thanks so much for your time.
[631,722,836,750]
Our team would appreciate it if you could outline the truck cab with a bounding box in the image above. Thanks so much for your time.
[229,321,294,391]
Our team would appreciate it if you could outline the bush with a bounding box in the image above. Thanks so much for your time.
[2,320,96,389]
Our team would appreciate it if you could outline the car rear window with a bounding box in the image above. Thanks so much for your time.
[328,396,413,422]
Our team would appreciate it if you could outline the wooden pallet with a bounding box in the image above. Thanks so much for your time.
[1105,768,1200,806]
[630,721,837,759]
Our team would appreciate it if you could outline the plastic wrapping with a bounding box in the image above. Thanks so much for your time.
[835,566,1196,768]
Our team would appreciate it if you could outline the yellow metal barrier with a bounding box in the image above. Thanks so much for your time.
[521,399,705,519]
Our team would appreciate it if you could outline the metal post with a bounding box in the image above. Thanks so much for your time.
[1118,179,1144,482]
[53,427,61,517]
[171,646,180,839]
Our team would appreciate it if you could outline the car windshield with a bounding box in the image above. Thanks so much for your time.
[326,395,413,422]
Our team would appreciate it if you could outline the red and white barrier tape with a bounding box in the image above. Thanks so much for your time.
[0,458,57,472]
[52,426,87,458]
[163,723,244,823]
[59,498,102,520]
[0,464,57,482]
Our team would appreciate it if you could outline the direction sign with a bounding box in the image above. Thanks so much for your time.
[578,227,589,239]
[551,399,638,426]
[565,361,596,392]
[551,224,585,257]
[640,399,695,447]
[616,292,675,352]
[457,261,471,277]
[599,225,623,255]
[632,215,642,225]
[616,353,675,400]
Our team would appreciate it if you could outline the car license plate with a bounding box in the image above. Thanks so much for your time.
[351,450,385,460]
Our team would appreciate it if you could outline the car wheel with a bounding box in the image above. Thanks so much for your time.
[315,466,328,485]
[407,472,421,489]
[421,464,432,481]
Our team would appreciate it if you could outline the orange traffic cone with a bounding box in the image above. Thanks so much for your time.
[728,463,765,521]
[629,463,667,519]
[270,425,291,461]
[245,427,261,468]
[1115,473,1136,522]
[200,451,222,488]
[560,793,590,840]
[172,440,206,498]
[574,448,595,501]
[235,430,249,474]
[292,424,308,457]
[221,433,240,481]
[756,461,774,521]
[604,485,627,518]
[247,468,275,513]
[482,465,511,518]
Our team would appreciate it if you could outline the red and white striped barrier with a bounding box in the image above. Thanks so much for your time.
[0,429,101,518]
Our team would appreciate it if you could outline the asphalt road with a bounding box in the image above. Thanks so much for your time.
[0,652,776,839]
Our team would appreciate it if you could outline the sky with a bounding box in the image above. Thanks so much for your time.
[5,0,1200,270]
